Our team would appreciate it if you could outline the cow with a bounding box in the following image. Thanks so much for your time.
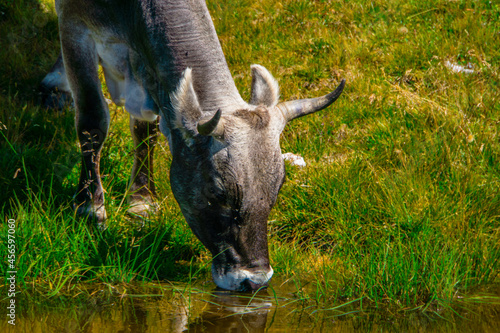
[41,0,345,292]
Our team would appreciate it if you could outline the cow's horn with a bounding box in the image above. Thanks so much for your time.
[197,109,224,137]
[278,79,345,122]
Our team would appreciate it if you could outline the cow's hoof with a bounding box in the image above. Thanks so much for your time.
[39,84,73,110]
[42,91,73,110]
[127,198,158,219]
[74,202,107,230]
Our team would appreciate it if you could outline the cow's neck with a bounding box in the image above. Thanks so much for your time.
[134,0,247,115]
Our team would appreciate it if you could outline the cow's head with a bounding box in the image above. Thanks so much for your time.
[165,65,344,291]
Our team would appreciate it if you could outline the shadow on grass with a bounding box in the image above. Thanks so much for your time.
[0,0,75,212]
[0,0,200,288]
[86,219,203,282]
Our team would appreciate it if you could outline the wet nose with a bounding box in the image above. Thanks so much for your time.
[234,267,273,292]
[212,265,274,291]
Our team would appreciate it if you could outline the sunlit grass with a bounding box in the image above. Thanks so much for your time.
[1,0,499,314]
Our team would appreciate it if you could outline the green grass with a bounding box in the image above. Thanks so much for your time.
[1,0,499,314]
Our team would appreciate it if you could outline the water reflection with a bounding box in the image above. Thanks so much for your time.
[2,283,499,332]
[188,290,271,332]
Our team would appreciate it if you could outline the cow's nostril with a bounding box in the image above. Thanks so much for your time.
[212,264,273,291]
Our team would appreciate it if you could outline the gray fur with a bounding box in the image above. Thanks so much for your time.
[46,0,344,291]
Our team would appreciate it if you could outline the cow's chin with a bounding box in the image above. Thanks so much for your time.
[211,264,274,292]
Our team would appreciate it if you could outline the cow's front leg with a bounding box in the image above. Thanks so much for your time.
[74,119,108,225]
[127,116,158,217]
[60,24,110,226]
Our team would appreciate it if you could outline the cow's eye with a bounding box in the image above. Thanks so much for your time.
[204,183,226,203]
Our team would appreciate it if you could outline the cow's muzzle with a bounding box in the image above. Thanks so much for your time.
[212,265,274,292]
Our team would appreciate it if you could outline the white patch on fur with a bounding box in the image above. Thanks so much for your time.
[94,36,158,122]
[249,64,280,107]
[212,264,274,291]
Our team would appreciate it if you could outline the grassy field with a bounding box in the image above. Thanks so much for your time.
[1,0,499,314]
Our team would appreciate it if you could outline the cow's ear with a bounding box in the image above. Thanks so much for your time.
[171,68,202,138]
[249,64,280,107]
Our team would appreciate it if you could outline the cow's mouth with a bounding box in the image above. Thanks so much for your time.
[211,265,274,292]
[238,278,269,292]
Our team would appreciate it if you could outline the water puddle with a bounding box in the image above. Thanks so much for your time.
[2,280,499,332]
